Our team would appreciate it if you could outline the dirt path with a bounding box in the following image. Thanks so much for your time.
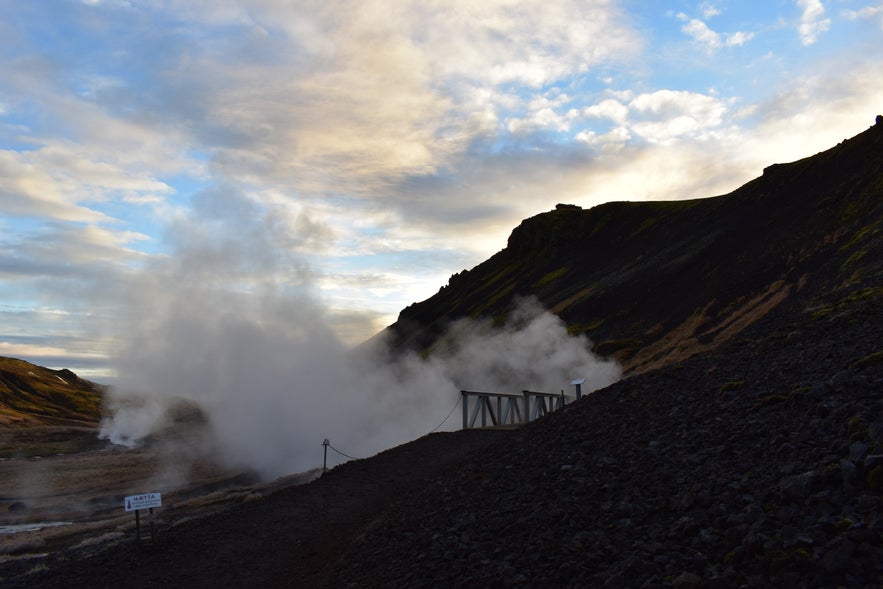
[2,429,508,588]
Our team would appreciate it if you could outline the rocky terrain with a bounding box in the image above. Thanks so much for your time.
[331,280,883,588]
[1,252,879,588]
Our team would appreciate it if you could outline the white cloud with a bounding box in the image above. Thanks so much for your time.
[700,2,721,19]
[725,31,756,47]
[843,3,883,28]
[797,0,831,45]
[583,99,630,125]
[123,0,640,198]
[677,12,754,52]
[0,145,173,223]
[629,90,728,137]
[574,126,631,148]
[680,15,723,51]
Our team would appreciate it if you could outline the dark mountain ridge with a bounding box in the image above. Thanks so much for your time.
[387,116,883,376]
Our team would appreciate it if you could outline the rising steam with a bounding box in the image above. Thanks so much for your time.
[99,186,620,480]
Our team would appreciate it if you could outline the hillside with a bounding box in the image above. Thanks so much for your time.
[2,117,881,588]
[386,116,883,376]
[0,357,104,427]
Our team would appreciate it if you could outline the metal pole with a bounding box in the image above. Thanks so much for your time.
[462,391,468,430]
[322,439,329,473]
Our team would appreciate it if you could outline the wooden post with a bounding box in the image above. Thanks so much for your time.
[135,509,141,544]
[322,439,329,473]
[149,507,156,543]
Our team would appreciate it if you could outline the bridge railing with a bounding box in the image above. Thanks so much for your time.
[522,389,568,421]
[460,389,571,430]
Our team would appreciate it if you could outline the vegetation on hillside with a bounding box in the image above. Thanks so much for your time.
[0,357,104,427]
[386,117,883,375]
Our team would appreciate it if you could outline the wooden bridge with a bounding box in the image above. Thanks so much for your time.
[460,389,571,429]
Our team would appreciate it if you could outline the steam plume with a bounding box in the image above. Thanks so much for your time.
[99,187,620,480]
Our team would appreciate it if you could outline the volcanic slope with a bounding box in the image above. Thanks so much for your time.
[386,116,883,376]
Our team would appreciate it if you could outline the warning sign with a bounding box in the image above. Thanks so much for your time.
[124,493,162,512]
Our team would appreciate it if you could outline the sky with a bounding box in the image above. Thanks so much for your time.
[1,0,882,381]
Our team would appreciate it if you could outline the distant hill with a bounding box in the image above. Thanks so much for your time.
[0,357,105,426]
[385,116,883,376]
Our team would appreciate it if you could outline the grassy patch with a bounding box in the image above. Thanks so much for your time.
[840,247,867,271]
[807,286,883,321]
[567,319,604,335]
[718,381,745,394]
[594,338,643,357]
[839,220,879,252]
[852,349,883,370]
[533,266,570,289]
[629,217,658,237]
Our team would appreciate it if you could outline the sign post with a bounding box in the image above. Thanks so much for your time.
[125,493,162,545]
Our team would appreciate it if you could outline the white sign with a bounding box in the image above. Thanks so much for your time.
[125,493,162,512]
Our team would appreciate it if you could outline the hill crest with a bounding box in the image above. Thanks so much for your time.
[386,116,883,375]
[0,357,104,426]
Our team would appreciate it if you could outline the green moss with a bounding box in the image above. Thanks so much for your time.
[566,319,604,335]
[848,416,868,442]
[767,547,811,573]
[867,466,883,492]
[757,394,790,408]
[839,220,879,252]
[809,306,834,320]
[718,381,745,394]
[790,386,812,396]
[807,287,883,321]
[822,462,840,481]
[594,338,643,357]
[629,217,658,237]
[840,248,867,271]
[533,266,570,289]
[852,350,883,370]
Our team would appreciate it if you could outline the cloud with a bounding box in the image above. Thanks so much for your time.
[725,31,755,47]
[699,2,721,19]
[796,0,831,45]
[93,0,638,201]
[677,12,754,52]
[679,14,724,51]
[843,3,883,28]
[583,99,630,125]
[628,90,728,143]
[1,0,882,385]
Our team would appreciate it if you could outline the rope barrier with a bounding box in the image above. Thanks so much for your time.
[326,442,361,461]
[322,393,462,470]
[429,394,461,433]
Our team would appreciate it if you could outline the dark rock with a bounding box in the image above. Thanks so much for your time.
[849,441,869,462]
[822,537,855,573]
